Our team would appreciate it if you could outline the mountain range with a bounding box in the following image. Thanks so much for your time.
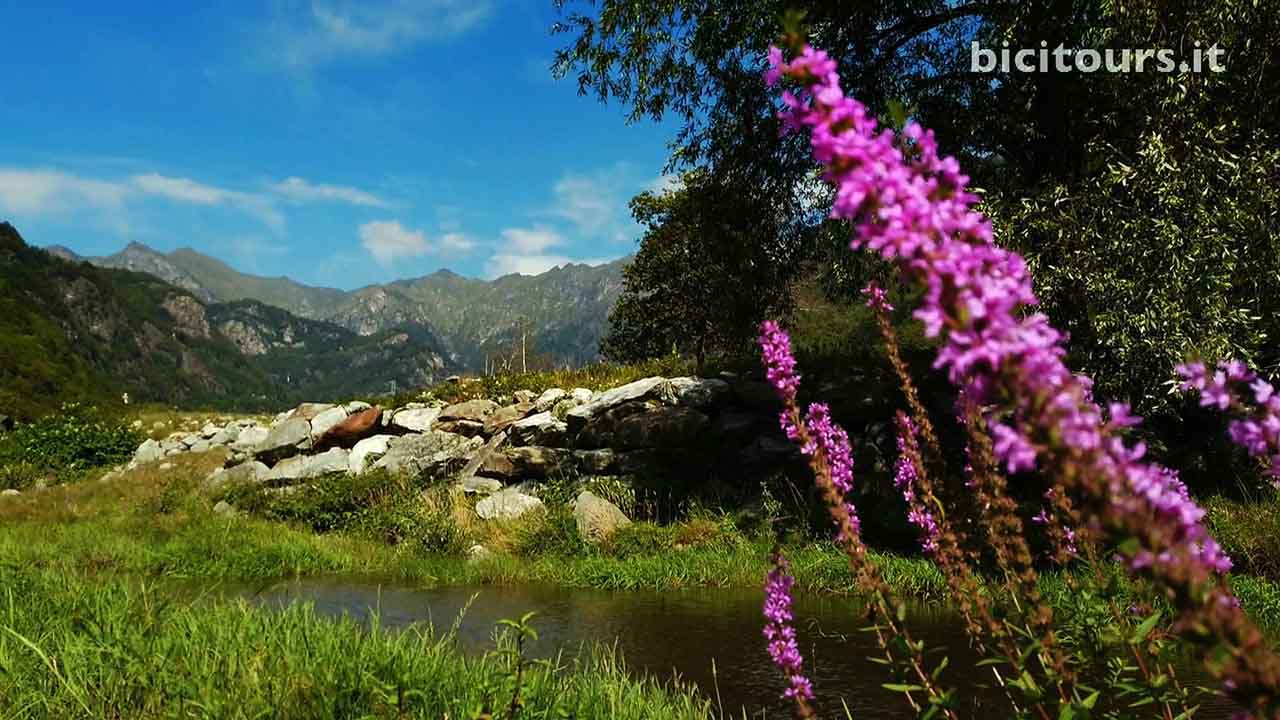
[3,222,625,418]
[50,240,626,371]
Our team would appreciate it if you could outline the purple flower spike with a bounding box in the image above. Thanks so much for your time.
[760,320,802,405]
[768,42,1233,579]
[763,551,815,704]
[862,282,894,313]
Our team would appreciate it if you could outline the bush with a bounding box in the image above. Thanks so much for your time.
[605,522,676,558]
[511,506,583,557]
[0,403,141,483]
[0,461,42,491]
[225,470,469,554]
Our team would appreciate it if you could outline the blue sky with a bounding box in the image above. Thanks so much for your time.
[0,1,677,288]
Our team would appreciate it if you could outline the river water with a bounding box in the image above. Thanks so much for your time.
[234,577,1239,718]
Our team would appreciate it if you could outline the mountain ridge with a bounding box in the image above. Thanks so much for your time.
[0,222,462,419]
[62,240,628,371]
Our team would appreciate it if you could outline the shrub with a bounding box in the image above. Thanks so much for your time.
[0,403,141,483]
[605,522,676,558]
[0,461,42,491]
[511,506,583,557]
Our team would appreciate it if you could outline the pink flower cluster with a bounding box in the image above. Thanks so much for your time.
[764,553,814,702]
[759,320,861,535]
[893,415,939,555]
[861,282,894,313]
[767,44,1231,577]
[1178,360,1280,487]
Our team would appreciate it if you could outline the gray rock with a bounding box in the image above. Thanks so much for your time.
[1,488,19,497]
[203,461,268,493]
[660,377,731,409]
[509,411,568,447]
[189,440,211,453]
[565,377,665,432]
[434,419,486,437]
[158,462,174,471]
[290,403,336,421]
[348,434,395,475]
[232,425,269,449]
[389,406,440,433]
[579,405,709,450]
[480,446,572,479]
[266,448,349,485]
[309,406,350,440]
[476,488,544,521]
[551,398,579,421]
[574,449,618,474]
[513,390,538,404]
[254,418,312,465]
[533,388,567,413]
[303,447,350,476]
[457,431,508,485]
[570,388,594,404]
[573,491,631,543]
[460,476,504,495]
[344,401,372,414]
[200,422,221,438]
[439,399,499,423]
[133,438,164,464]
[484,403,535,435]
[179,434,200,448]
[372,432,483,479]
[208,426,240,446]
[212,500,237,516]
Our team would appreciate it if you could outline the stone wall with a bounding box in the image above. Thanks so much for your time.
[136,375,801,512]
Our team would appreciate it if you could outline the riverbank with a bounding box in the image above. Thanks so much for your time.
[5,444,1280,716]
[0,564,712,718]
[4,447,1280,628]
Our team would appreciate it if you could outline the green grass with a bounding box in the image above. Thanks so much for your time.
[0,566,711,719]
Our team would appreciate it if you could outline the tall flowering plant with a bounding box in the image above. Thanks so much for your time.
[757,30,1280,719]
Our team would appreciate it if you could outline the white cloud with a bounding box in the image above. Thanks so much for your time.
[485,225,614,278]
[0,169,128,215]
[359,220,474,265]
[539,165,653,244]
[551,173,618,236]
[268,176,388,207]
[501,226,563,254]
[485,253,615,278]
[360,220,429,264]
[265,0,494,70]
[438,232,476,252]
[131,173,284,229]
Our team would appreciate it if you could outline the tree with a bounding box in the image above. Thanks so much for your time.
[602,168,803,371]
[556,0,1280,415]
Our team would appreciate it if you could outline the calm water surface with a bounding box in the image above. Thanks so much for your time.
[232,578,1240,718]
